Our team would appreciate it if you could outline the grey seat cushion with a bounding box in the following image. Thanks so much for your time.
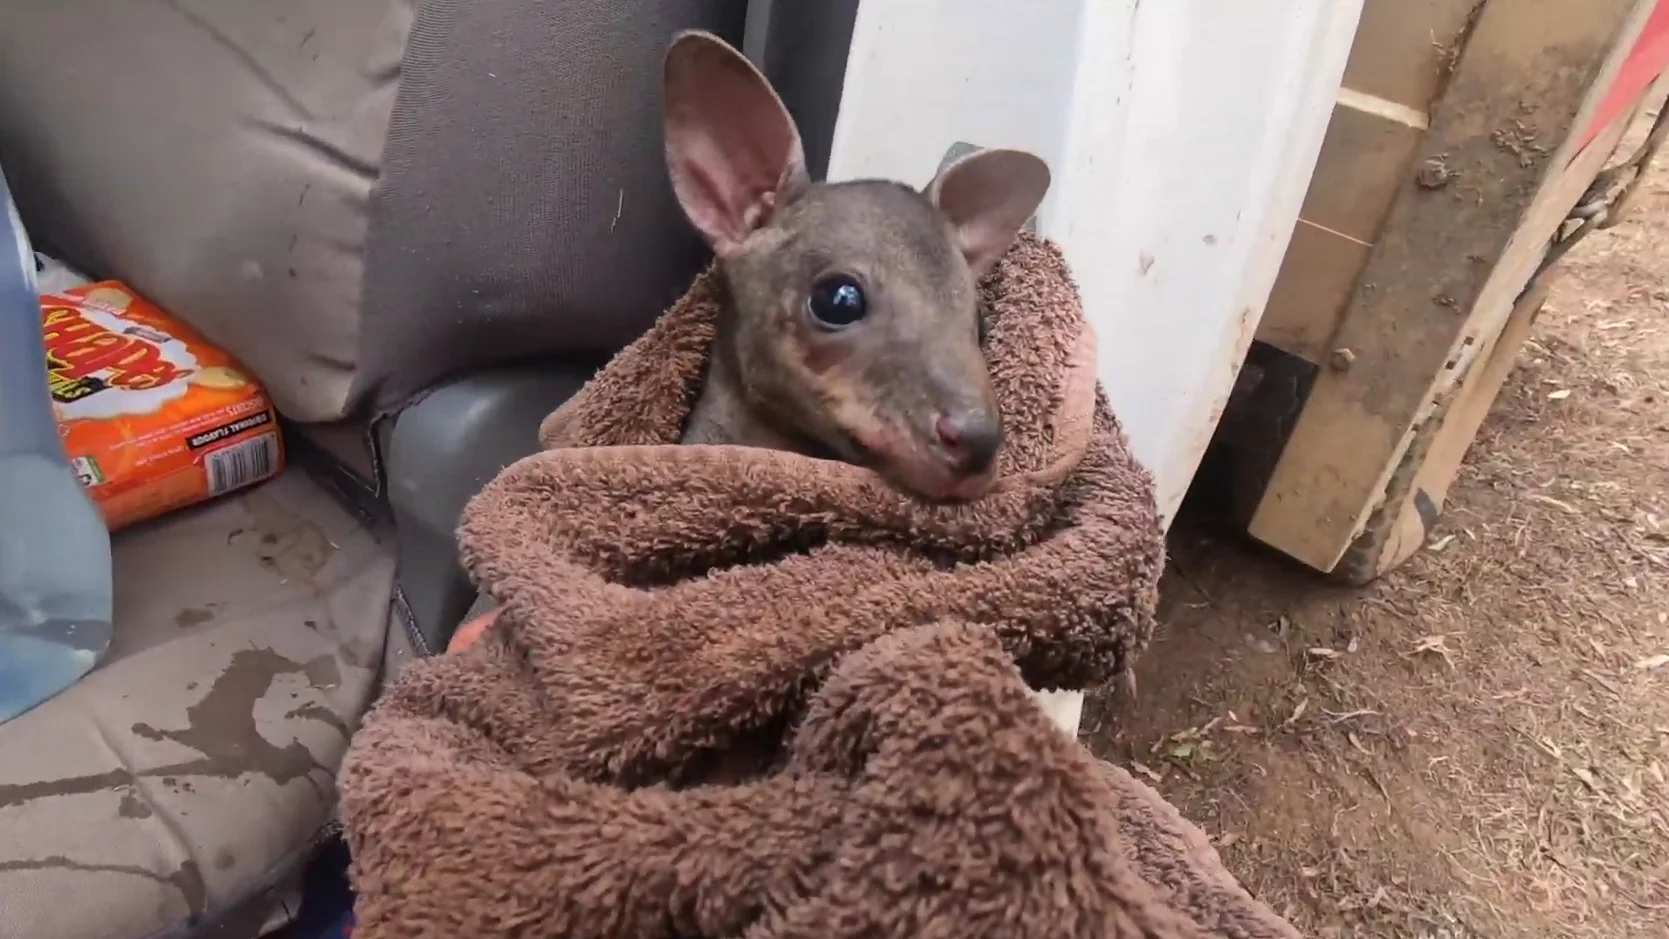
[0,0,746,423]
[0,471,393,939]
[0,0,410,424]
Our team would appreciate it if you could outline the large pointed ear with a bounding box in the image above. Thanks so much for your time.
[663,30,809,256]
[925,149,1052,276]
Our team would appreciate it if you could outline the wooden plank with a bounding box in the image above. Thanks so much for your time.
[1342,0,1489,110]
[1255,101,1426,358]
[1351,79,1664,578]
[1256,220,1372,359]
[1302,100,1431,243]
[1253,0,1477,359]
[1246,0,1651,574]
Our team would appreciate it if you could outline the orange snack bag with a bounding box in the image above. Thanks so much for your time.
[41,281,285,531]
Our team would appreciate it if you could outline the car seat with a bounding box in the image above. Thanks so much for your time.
[0,1,755,936]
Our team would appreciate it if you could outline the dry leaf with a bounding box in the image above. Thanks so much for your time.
[1410,634,1458,666]
[1548,388,1573,400]
[1634,653,1669,671]
[1526,492,1580,514]
[1283,698,1311,728]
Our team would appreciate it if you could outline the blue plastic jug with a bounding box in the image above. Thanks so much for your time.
[0,165,115,723]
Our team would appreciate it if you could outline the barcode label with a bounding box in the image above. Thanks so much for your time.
[205,433,280,497]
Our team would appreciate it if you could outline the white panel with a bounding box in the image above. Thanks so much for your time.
[822,0,1364,736]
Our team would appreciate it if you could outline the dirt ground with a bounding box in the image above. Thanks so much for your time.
[1082,162,1669,935]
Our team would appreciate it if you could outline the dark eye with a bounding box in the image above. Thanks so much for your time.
[806,274,867,330]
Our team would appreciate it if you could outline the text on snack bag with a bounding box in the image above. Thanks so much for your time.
[42,305,188,395]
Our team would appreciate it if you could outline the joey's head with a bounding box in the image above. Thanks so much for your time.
[663,30,1050,502]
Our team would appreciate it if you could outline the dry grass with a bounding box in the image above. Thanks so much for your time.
[1083,151,1669,936]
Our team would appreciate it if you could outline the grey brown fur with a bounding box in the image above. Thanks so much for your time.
[667,31,1050,502]
[683,182,984,455]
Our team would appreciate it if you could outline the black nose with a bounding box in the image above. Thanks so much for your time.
[934,412,1002,475]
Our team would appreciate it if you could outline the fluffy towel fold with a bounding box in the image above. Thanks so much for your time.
[339,233,1300,938]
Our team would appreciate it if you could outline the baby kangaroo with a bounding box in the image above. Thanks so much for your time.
[665,31,1051,502]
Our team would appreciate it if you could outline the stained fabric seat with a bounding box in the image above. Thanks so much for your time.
[0,474,392,936]
[0,1,747,936]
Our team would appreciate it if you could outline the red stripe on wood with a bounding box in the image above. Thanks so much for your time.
[1578,0,1669,151]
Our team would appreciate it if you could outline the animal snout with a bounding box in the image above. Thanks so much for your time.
[933,411,1002,476]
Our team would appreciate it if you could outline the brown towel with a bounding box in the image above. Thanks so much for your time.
[338,233,1302,938]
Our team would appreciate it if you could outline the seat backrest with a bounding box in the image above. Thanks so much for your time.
[360,0,745,414]
[752,0,862,184]
[0,0,745,422]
